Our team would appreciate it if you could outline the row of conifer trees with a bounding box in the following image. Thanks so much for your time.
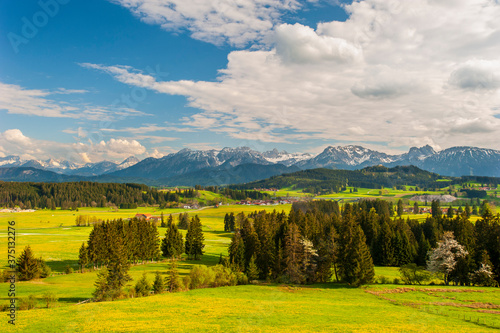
[224,199,500,286]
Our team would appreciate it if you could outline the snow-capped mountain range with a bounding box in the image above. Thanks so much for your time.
[0,155,140,177]
[1,145,500,184]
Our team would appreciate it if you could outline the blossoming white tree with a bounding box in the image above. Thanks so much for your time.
[427,231,468,285]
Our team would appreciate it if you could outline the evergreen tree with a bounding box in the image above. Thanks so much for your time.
[228,231,245,271]
[93,267,110,301]
[229,212,236,232]
[397,199,404,217]
[78,242,89,273]
[178,213,190,230]
[465,203,471,217]
[377,222,395,266]
[185,215,205,260]
[135,273,151,297]
[336,213,374,286]
[160,212,165,228]
[105,230,132,297]
[246,255,260,281]
[161,220,184,259]
[167,261,184,292]
[153,271,166,294]
[17,246,40,281]
[447,205,454,218]
[284,223,305,284]
[224,213,230,232]
[413,202,419,214]
[431,200,442,219]
[394,231,412,266]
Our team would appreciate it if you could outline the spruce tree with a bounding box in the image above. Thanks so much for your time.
[397,199,404,217]
[167,261,184,292]
[160,212,165,228]
[378,222,395,266]
[224,213,230,232]
[394,231,412,266]
[152,271,165,294]
[78,242,89,273]
[93,267,110,301]
[135,273,151,297]
[284,223,304,284]
[185,215,204,260]
[17,246,40,281]
[336,214,375,286]
[161,219,184,259]
[229,212,236,231]
[246,255,260,281]
[447,205,454,218]
[431,200,442,219]
[228,231,245,271]
[105,231,131,297]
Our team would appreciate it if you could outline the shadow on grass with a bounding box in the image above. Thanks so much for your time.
[46,259,79,273]
[206,230,234,239]
[57,297,89,304]
[301,282,358,290]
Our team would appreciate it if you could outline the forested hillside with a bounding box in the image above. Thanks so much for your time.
[231,166,500,194]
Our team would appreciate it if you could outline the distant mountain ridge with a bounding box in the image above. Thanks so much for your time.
[1,145,499,185]
[0,155,140,177]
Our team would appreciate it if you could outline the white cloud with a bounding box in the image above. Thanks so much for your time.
[0,81,148,121]
[0,129,157,163]
[54,88,89,94]
[79,152,92,163]
[95,138,147,157]
[2,129,32,147]
[448,59,500,90]
[275,23,362,64]
[448,117,498,134]
[147,148,164,159]
[110,0,305,47]
[85,0,500,151]
[183,142,221,151]
[100,123,193,134]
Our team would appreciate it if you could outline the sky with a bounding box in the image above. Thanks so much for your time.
[1,0,500,164]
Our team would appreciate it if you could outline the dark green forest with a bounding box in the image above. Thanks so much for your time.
[224,199,500,286]
[0,181,268,209]
[230,166,500,194]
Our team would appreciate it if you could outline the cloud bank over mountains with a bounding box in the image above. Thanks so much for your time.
[91,0,500,152]
[2,0,500,162]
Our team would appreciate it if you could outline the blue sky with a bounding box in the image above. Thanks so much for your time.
[1,0,500,163]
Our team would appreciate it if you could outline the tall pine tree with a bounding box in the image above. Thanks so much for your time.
[336,211,375,286]
[185,215,205,260]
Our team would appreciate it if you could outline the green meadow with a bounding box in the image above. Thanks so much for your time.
[3,284,500,332]
[1,199,500,332]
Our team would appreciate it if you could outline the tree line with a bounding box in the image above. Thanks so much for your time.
[160,214,205,260]
[0,181,269,209]
[224,200,374,286]
[224,199,500,286]
[230,165,500,195]
[194,185,271,200]
[80,218,161,272]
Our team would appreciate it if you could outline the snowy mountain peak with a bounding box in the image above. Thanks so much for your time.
[119,156,139,169]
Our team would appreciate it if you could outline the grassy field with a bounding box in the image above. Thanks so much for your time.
[315,187,444,200]
[2,283,500,332]
[260,187,313,198]
[0,204,292,303]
